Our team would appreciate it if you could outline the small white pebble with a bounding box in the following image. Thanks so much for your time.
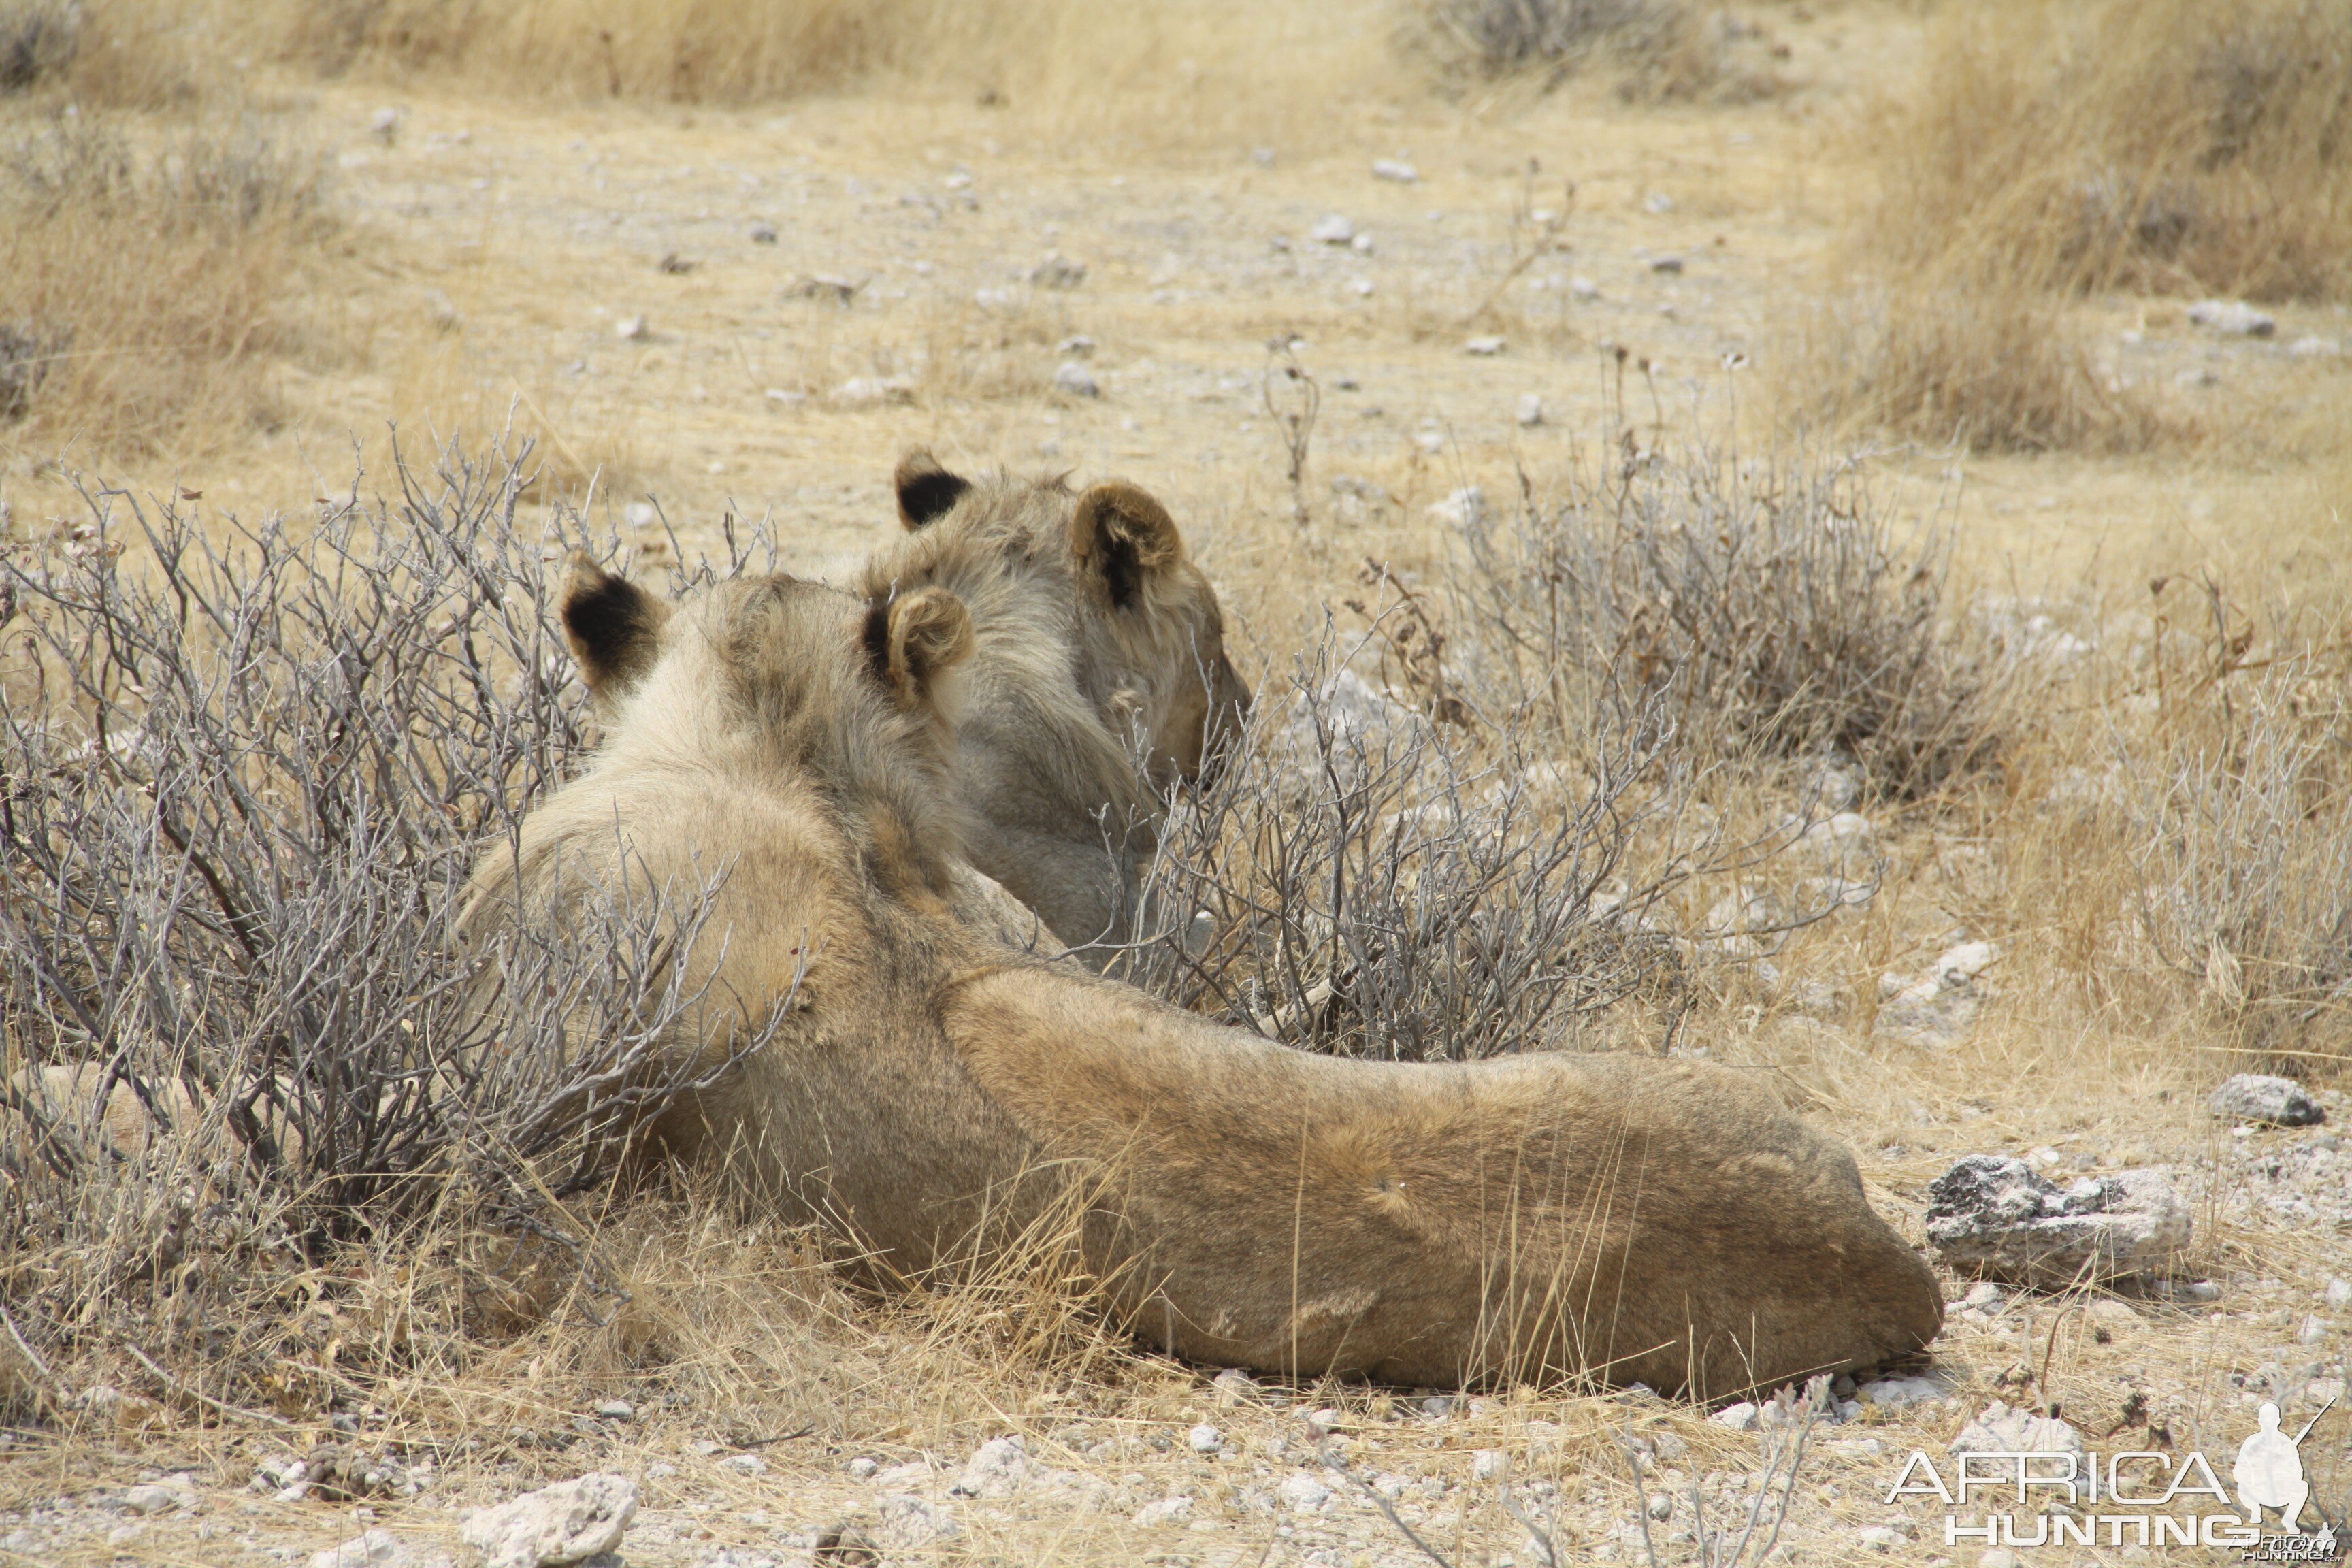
[1188,1424,1222,1454]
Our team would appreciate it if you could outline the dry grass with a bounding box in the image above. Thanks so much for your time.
[0,103,331,462]
[1792,0,2352,453]
[250,0,1391,146]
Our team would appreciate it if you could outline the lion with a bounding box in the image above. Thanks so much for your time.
[855,453,1252,956]
[458,558,1942,1397]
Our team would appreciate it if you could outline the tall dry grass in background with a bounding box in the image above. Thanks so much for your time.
[1793,0,2352,452]
[265,0,1390,144]
[0,106,329,460]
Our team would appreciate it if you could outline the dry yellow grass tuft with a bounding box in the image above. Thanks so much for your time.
[255,0,1390,146]
[0,105,330,461]
[1793,0,2352,452]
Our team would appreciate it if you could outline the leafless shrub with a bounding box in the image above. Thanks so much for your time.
[1420,0,1781,103]
[0,444,787,1415]
[2116,655,2352,1065]
[1447,434,2000,798]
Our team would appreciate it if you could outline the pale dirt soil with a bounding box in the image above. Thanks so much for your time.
[3,5,2351,1566]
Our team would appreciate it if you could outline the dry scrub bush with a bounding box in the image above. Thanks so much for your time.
[0,105,329,459]
[1417,0,1787,103]
[1095,438,1997,1059]
[1109,659,1705,1062]
[0,448,777,1423]
[1446,433,1999,798]
[2114,658,2352,1070]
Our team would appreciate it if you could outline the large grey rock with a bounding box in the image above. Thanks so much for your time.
[2210,1073,2325,1127]
[1926,1155,2191,1285]
[460,1474,636,1568]
[951,1436,1030,1499]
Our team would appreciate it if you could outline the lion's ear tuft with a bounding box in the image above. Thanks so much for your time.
[864,586,975,715]
[561,555,668,695]
[894,448,973,529]
[1069,480,1183,610]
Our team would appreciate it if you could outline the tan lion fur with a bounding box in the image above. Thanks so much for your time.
[459,561,1942,1397]
[856,454,1252,956]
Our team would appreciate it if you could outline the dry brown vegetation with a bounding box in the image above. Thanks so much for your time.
[1796,0,2352,451]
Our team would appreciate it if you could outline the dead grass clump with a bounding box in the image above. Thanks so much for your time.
[0,105,329,459]
[0,2,76,95]
[2114,655,2352,1072]
[1791,278,2165,455]
[1417,0,1785,104]
[0,448,770,1425]
[1869,0,2352,305]
[1449,433,2002,798]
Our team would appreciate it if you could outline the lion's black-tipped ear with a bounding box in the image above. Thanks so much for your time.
[1070,480,1183,610]
[894,449,972,530]
[863,585,974,713]
[562,555,669,696]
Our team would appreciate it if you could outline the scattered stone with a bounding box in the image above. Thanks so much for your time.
[1279,1473,1334,1510]
[1926,1155,2192,1284]
[1351,232,1376,255]
[1950,1401,2084,1456]
[657,252,698,274]
[1427,486,1486,527]
[874,1494,960,1550]
[747,223,777,244]
[592,1400,633,1422]
[1647,1492,1675,1520]
[307,1529,407,1568]
[834,374,915,406]
[2288,335,2342,358]
[1801,811,1876,866]
[613,315,649,341]
[1056,333,1095,357]
[1463,334,1506,355]
[2210,1073,2325,1127]
[791,275,863,305]
[624,502,659,531]
[2187,299,2276,336]
[1710,1402,1760,1431]
[1874,941,1999,1047]
[1858,1526,1908,1550]
[1030,253,1087,289]
[121,1482,192,1516]
[953,1437,1031,1499]
[1311,214,1356,245]
[717,1452,766,1477]
[1961,1281,2004,1311]
[1649,255,1684,274]
[761,387,804,404]
[1570,276,1601,300]
[1053,361,1100,397]
[1187,1424,1222,1454]
[1134,1497,1194,1526]
[1516,393,1544,426]
[845,1456,879,1480]
[1857,1376,1946,1411]
[370,108,403,144]
[460,1474,637,1568]
[1349,276,1375,296]
[1372,159,1418,183]
[1211,1367,1258,1403]
[2328,1278,2351,1309]
[1977,1547,2019,1568]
